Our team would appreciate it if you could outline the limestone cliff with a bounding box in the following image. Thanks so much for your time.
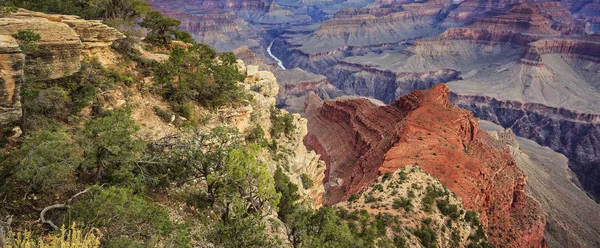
[0,36,24,126]
[0,9,124,127]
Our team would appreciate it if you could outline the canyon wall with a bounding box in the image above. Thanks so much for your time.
[305,84,546,247]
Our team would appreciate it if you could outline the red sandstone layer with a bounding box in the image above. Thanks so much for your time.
[304,84,546,248]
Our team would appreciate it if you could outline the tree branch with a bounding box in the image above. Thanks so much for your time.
[40,204,68,231]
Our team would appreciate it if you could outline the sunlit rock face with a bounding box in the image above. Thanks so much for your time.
[0,9,124,127]
[304,84,546,247]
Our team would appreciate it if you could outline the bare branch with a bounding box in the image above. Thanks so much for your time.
[40,204,68,231]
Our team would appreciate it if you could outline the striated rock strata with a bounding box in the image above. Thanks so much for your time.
[0,36,24,126]
[305,84,546,247]
[0,9,124,128]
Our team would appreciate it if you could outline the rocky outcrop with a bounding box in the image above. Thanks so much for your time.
[0,12,81,80]
[0,9,125,78]
[305,84,546,247]
[0,9,124,128]
[338,165,488,247]
[0,36,24,126]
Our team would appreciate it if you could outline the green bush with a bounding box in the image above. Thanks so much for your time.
[70,187,181,245]
[392,197,412,212]
[382,172,393,182]
[12,29,40,54]
[79,107,146,188]
[274,167,300,220]
[300,173,314,189]
[0,128,82,192]
[270,107,296,139]
[414,224,438,248]
[155,46,244,110]
[139,10,182,46]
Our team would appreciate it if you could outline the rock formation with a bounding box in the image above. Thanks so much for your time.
[305,84,546,247]
[0,9,124,128]
[0,36,24,126]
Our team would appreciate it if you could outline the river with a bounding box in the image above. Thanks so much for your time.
[267,40,286,70]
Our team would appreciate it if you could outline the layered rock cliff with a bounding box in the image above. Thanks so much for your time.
[0,9,124,127]
[305,84,546,247]
[0,36,24,126]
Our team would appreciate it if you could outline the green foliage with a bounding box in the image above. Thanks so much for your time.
[246,124,266,145]
[382,172,393,182]
[0,128,81,192]
[0,3,17,17]
[79,107,146,188]
[270,107,296,138]
[392,197,412,212]
[212,212,273,248]
[464,210,479,225]
[414,224,438,248]
[11,29,40,54]
[208,144,281,217]
[348,194,359,202]
[300,173,314,189]
[422,185,445,213]
[24,86,71,120]
[372,184,384,192]
[393,235,407,248]
[436,198,460,219]
[286,207,358,248]
[153,106,174,123]
[70,187,182,245]
[139,10,182,46]
[154,45,244,110]
[274,167,300,220]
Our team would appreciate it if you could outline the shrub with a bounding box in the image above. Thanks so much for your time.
[300,173,314,189]
[414,224,438,248]
[70,187,177,244]
[11,29,40,54]
[153,106,174,123]
[382,172,393,182]
[270,107,296,138]
[348,194,359,202]
[139,10,192,46]
[4,223,101,247]
[1,128,82,192]
[79,107,146,188]
[155,46,244,110]
[392,197,412,212]
[274,167,300,220]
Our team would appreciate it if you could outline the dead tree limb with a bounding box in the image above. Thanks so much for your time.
[39,187,93,231]
[40,204,68,231]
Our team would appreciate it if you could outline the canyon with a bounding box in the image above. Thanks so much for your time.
[1,0,597,246]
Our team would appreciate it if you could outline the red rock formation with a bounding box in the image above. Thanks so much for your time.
[304,84,546,248]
